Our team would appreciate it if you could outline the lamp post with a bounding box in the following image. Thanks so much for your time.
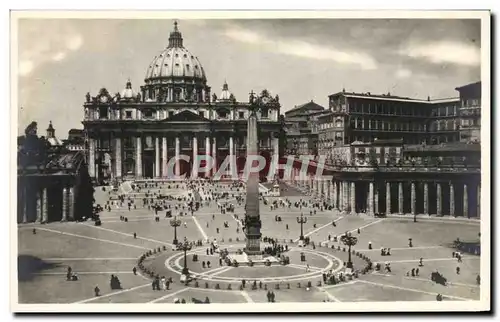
[178,239,193,276]
[169,216,181,245]
[340,233,358,269]
[297,213,307,241]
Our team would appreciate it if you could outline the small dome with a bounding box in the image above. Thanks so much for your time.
[144,21,206,83]
[121,79,136,99]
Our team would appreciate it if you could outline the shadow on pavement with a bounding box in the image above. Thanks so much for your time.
[17,255,62,282]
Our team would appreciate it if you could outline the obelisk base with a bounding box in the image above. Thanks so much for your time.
[244,237,261,256]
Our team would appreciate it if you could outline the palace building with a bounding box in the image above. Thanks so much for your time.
[83,22,281,184]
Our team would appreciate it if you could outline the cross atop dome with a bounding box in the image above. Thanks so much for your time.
[168,20,183,48]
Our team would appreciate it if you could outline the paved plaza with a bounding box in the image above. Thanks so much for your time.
[17,181,481,304]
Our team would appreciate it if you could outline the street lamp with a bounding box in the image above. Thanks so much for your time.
[169,216,181,245]
[178,239,193,276]
[340,233,358,269]
[297,213,307,241]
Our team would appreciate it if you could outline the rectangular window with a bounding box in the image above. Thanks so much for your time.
[198,111,205,118]
[126,111,132,119]
[239,111,245,119]
[169,111,174,118]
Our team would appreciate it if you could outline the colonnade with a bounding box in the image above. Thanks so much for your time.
[18,184,75,224]
[288,171,481,218]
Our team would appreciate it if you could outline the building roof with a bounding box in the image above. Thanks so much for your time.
[285,100,325,116]
[329,91,458,104]
[455,81,481,92]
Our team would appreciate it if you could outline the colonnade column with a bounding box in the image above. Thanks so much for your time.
[68,187,75,220]
[36,190,42,223]
[175,136,180,177]
[155,137,160,178]
[398,182,404,214]
[463,184,468,218]
[411,182,416,216]
[162,136,168,177]
[339,181,344,211]
[350,182,356,214]
[477,184,480,218]
[62,187,68,222]
[374,184,379,214]
[115,137,122,179]
[386,182,391,215]
[205,136,210,177]
[332,181,337,207]
[423,183,429,215]
[136,137,142,178]
[192,136,198,179]
[368,181,374,215]
[88,138,96,178]
[449,183,455,217]
[343,181,349,212]
[436,183,442,216]
[41,188,48,223]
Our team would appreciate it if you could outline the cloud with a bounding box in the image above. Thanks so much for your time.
[19,60,34,76]
[400,41,480,66]
[52,52,67,62]
[66,35,83,51]
[396,68,412,79]
[18,21,85,77]
[223,27,377,70]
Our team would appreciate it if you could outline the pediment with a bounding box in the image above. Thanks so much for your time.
[166,110,210,122]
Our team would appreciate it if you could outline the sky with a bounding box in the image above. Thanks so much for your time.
[16,18,481,137]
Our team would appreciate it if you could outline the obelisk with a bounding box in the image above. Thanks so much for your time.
[244,92,262,256]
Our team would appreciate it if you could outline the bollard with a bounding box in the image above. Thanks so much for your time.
[205,282,209,289]
[228,284,232,290]
[194,281,199,288]
[287,283,290,289]
[215,283,220,289]
[307,281,312,288]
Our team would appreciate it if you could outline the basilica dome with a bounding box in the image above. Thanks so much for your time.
[144,21,206,84]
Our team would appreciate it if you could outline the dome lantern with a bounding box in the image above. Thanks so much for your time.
[168,21,183,48]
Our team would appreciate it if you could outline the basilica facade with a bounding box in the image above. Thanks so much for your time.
[83,22,282,184]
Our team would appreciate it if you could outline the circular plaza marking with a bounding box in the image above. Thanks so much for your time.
[164,243,344,284]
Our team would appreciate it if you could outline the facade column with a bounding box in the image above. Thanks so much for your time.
[175,136,180,177]
[272,134,279,168]
[449,183,455,216]
[62,187,68,221]
[436,183,442,216]
[68,186,75,220]
[331,181,337,207]
[423,182,429,215]
[368,181,374,215]
[386,182,391,215]
[463,184,468,218]
[411,182,416,216]
[36,189,42,223]
[476,184,480,218]
[350,182,356,214]
[161,136,168,177]
[136,137,142,178]
[155,136,160,178]
[229,136,235,177]
[374,184,379,213]
[192,135,198,178]
[205,136,210,177]
[398,182,404,214]
[42,187,48,223]
[212,137,217,176]
[115,137,122,179]
[88,138,96,179]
